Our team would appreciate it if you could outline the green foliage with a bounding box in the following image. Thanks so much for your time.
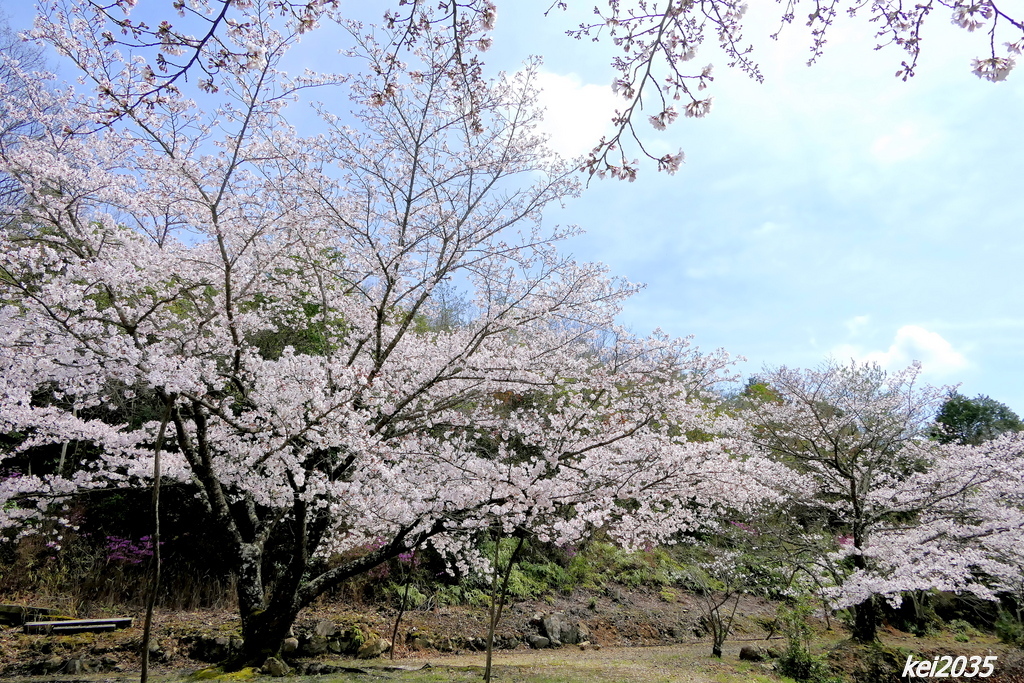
[995,609,1024,646]
[775,598,842,683]
[931,391,1024,445]
[384,583,428,609]
[567,542,685,589]
[429,585,491,608]
[776,647,840,683]
[947,618,980,642]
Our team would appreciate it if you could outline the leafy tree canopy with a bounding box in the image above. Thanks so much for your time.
[932,391,1024,445]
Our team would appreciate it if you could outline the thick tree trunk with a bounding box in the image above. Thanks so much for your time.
[227,543,300,668]
[222,525,439,669]
[234,606,300,667]
[851,597,877,643]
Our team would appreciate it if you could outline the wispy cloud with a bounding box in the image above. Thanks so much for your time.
[833,325,969,377]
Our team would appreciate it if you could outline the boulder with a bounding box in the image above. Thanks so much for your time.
[303,635,329,656]
[541,612,586,645]
[281,637,299,654]
[739,645,766,662]
[526,634,550,649]
[262,656,290,677]
[314,620,337,638]
[356,634,390,659]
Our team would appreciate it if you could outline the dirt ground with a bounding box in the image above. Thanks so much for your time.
[1,587,1022,682]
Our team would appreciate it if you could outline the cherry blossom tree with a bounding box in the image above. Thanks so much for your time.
[35,1,1024,179]
[741,361,1024,643]
[0,15,47,220]
[0,1,771,666]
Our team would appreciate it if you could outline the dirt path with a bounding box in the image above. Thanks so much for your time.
[384,640,774,683]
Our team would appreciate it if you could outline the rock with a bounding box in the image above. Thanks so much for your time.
[541,611,585,645]
[41,656,64,673]
[409,636,431,650]
[304,635,329,656]
[578,641,591,651]
[526,634,550,649]
[262,656,290,677]
[356,634,390,659]
[281,637,299,654]
[65,658,87,674]
[314,619,337,638]
[739,645,766,662]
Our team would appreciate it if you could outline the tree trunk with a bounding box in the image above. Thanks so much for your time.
[234,606,300,667]
[228,544,299,668]
[851,597,877,643]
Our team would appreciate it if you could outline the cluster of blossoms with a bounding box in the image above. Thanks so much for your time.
[2,0,1022,663]
[104,535,157,566]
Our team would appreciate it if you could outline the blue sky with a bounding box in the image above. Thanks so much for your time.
[5,1,1022,413]
[488,2,1024,412]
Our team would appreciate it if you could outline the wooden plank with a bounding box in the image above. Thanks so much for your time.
[23,617,133,634]
[50,623,119,634]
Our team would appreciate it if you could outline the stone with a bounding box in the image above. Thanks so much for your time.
[304,635,329,656]
[356,634,390,659]
[541,613,566,643]
[281,637,299,654]
[262,656,290,677]
[541,611,586,645]
[739,645,766,662]
[578,641,591,651]
[314,620,337,638]
[42,656,64,673]
[526,634,549,649]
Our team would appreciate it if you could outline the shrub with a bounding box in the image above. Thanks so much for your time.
[995,610,1024,646]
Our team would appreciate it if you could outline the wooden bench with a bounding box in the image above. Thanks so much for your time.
[23,618,133,635]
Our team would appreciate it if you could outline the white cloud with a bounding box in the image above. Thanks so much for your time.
[832,324,969,376]
[869,122,942,164]
[532,71,618,159]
